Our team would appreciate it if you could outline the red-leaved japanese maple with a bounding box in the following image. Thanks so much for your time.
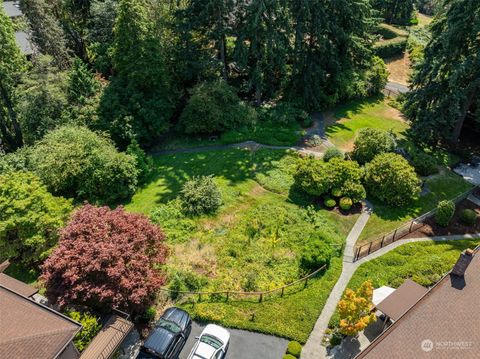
[41,204,168,315]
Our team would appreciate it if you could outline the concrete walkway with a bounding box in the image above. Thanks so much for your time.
[301,230,480,359]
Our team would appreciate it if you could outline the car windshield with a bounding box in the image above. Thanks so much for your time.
[200,334,223,349]
[137,349,158,358]
[157,318,181,334]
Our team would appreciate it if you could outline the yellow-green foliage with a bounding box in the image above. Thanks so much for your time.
[67,311,101,352]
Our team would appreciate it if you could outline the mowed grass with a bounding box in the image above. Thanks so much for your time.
[325,98,408,151]
[359,170,473,243]
[125,148,359,339]
[328,239,479,327]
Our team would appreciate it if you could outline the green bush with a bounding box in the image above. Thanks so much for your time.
[352,128,395,164]
[286,341,302,358]
[339,197,353,211]
[283,355,296,359]
[142,306,157,322]
[364,153,421,206]
[330,331,343,347]
[410,151,438,176]
[435,200,455,227]
[331,187,343,197]
[374,37,407,58]
[28,125,138,204]
[341,180,366,204]
[300,238,333,272]
[323,147,344,162]
[460,209,477,226]
[180,176,222,216]
[127,139,154,184]
[260,102,312,127]
[180,79,257,134]
[66,311,101,352]
[324,198,336,208]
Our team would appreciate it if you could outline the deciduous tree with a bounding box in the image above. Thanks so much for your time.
[41,204,168,315]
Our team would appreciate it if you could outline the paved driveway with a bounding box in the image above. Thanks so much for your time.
[179,322,288,359]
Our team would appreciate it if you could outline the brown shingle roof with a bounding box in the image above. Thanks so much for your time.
[0,285,81,359]
[375,279,428,321]
[0,273,38,297]
[79,315,133,359]
[357,247,480,359]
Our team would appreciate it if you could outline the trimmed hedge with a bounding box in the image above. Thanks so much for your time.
[460,209,477,226]
[374,37,407,58]
[286,340,302,358]
[435,200,455,227]
[324,198,336,208]
[340,197,353,211]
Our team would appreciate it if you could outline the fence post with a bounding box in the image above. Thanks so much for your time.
[259,293,263,303]
[281,287,285,297]
[367,241,373,255]
[381,235,385,248]
[304,277,308,288]
[409,220,414,232]
[226,292,229,302]
[393,229,398,241]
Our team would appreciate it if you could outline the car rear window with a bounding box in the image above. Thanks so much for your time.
[200,334,223,349]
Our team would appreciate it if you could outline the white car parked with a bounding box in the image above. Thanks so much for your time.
[187,324,230,359]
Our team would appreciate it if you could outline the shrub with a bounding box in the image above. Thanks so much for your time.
[364,153,421,206]
[365,56,389,96]
[306,134,322,147]
[28,125,138,204]
[331,187,343,197]
[66,311,101,352]
[460,209,477,226]
[324,198,336,208]
[142,306,157,323]
[300,238,333,271]
[410,151,438,176]
[283,355,296,359]
[41,205,168,315]
[180,79,257,134]
[294,157,329,196]
[330,331,343,347]
[180,176,222,216]
[373,37,407,58]
[127,139,154,184]
[339,197,353,211]
[435,200,455,227]
[352,128,395,164]
[286,341,302,358]
[323,147,344,162]
[341,180,367,204]
[0,171,72,266]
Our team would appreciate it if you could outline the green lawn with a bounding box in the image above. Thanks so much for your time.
[329,239,479,328]
[359,170,473,243]
[325,98,409,151]
[125,149,358,339]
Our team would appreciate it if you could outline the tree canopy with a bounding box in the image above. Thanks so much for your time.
[404,0,480,144]
[41,204,168,315]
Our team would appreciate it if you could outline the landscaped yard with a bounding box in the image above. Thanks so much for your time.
[359,170,473,243]
[329,239,480,328]
[125,148,359,340]
[325,98,408,151]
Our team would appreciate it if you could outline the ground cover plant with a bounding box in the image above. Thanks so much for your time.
[325,98,408,151]
[329,239,480,328]
[125,148,359,339]
[359,170,473,242]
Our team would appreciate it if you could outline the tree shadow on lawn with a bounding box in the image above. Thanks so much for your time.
[126,148,290,208]
[332,95,384,119]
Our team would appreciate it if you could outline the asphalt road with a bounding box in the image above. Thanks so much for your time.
[179,322,288,359]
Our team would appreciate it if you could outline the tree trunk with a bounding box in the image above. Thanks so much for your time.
[451,87,476,143]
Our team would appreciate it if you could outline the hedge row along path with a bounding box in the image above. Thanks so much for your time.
[302,217,480,359]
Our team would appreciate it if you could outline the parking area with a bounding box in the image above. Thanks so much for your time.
[119,321,288,359]
[179,322,288,359]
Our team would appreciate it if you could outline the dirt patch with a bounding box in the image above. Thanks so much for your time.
[405,199,480,238]
[379,105,407,123]
[385,53,411,86]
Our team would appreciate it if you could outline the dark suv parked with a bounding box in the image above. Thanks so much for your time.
[136,307,192,359]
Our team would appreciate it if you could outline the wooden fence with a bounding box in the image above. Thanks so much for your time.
[158,264,327,304]
[353,186,478,262]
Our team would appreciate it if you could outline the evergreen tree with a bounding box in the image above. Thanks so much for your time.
[234,0,290,105]
[287,0,376,109]
[67,57,100,105]
[100,0,174,148]
[0,7,27,151]
[404,0,480,144]
[20,0,71,69]
[373,0,415,25]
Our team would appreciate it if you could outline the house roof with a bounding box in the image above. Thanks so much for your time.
[0,285,81,359]
[357,247,480,359]
[79,315,133,359]
[375,279,428,321]
[15,30,34,55]
[0,273,38,297]
[3,1,22,18]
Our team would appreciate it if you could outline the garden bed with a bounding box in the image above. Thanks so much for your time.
[405,198,480,238]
